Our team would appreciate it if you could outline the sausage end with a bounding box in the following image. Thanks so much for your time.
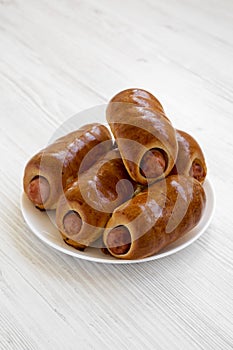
[63,211,82,237]
[106,226,131,255]
[190,161,205,183]
[140,148,166,179]
[27,176,50,206]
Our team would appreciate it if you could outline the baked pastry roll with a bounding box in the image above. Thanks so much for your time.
[23,123,112,210]
[171,130,207,183]
[106,88,178,185]
[56,149,135,250]
[103,175,206,259]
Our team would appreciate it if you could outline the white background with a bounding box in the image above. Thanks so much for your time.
[0,0,232,349]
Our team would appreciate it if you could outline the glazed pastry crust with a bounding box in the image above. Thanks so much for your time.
[106,88,178,185]
[103,175,206,259]
[23,123,112,209]
[108,88,166,116]
[56,149,135,249]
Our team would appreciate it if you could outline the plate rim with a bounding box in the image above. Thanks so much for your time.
[20,177,215,264]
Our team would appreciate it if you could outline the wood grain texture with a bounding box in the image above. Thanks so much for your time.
[0,0,233,349]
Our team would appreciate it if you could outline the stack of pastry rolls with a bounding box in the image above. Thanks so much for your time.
[23,88,207,260]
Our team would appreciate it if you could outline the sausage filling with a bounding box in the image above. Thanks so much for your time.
[190,161,204,182]
[107,226,131,255]
[63,211,82,237]
[27,176,50,206]
[140,148,166,179]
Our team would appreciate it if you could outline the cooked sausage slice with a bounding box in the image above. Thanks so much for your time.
[106,226,131,255]
[63,211,82,237]
[27,176,50,206]
[140,149,166,178]
[190,161,204,182]
[170,130,207,184]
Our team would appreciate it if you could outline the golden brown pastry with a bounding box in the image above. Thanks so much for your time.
[106,88,178,185]
[23,123,112,210]
[171,130,207,183]
[56,149,136,250]
[103,175,206,260]
[109,88,166,116]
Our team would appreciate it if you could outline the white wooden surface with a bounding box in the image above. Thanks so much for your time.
[0,0,233,349]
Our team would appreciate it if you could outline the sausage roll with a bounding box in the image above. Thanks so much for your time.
[171,130,207,184]
[106,88,178,185]
[23,123,112,210]
[56,149,136,250]
[103,175,206,259]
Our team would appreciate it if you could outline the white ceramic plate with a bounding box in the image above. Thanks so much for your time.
[20,178,215,264]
